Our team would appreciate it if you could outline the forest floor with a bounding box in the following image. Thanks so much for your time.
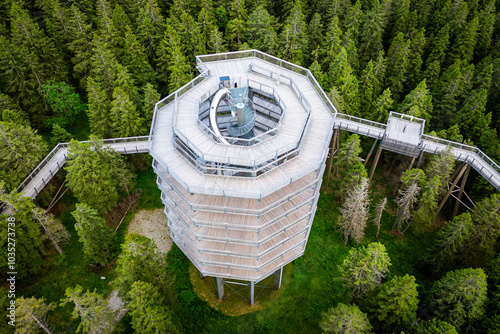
[127,208,172,254]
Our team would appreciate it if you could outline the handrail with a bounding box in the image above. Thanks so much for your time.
[17,136,149,195]
[335,113,387,130]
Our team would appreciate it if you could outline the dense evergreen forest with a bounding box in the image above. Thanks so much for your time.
[1,0,500,333]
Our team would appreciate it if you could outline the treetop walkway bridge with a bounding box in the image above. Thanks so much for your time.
[12,50,500,202]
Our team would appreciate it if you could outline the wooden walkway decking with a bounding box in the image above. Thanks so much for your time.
[17,137,149,199]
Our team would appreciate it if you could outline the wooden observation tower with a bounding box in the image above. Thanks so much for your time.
[148,51,336,303]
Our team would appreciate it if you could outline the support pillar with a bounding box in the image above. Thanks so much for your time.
[334,130,340,177]
[369,145,383,183]
[436,164,468,216]
[274,266,283,289]
[217,277,224,300]
[250,281,255,305]
[452,164,471,218]
[325,130,338,187]
[416,149,424,168]
[393,156,416,196]
[364,139,379,167]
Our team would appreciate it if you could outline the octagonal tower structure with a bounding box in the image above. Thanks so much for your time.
[149,50,337,303]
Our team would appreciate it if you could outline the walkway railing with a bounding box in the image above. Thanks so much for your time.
[17,136,149,197]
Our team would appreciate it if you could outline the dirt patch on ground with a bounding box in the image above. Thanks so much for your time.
[127,209,172,254]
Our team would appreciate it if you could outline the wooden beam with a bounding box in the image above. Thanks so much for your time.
[325,129,338,187]
[393,156,416,196]
[364,139,379,167]
[436,164,468,216]
[369,146,383,183]
[452,164,471,218]
[416,149,424,168]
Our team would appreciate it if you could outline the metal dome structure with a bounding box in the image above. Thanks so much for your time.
[148,50,336,303]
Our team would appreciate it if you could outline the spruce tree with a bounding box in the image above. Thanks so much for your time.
[370,88,393,123]
[339,242,391,298]
[385,32,411,100]
[358,1,387,66]
[449,16,479,64]
[337,177,371,244]
[61,285,116,334]
[245,5,279,55]
[122,25,155,88]
[433,212,473,267]
[136,0,166,61]
[110,87,143,137]
[86,77,111,138]
[0,121,47,190]
[336,134,367,198]
[32,208,71,255]
[397,79,433,121]
[15,296,55,334]
[128,281,180,333]
[72,203,116,265]
[65,136,135,213]
[279,2,308,65]
[430,268,487,327]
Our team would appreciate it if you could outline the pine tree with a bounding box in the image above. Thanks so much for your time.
[0,189,44,282]
[320,303,372,333]
[128,281,180,333]
[337,177,371,244]
[425,146,455,196]
[433,212,473,267]
[385,32,411,100]
[207,26,227,54]
[369,274,419,326]
[0,121,47,191]
[397,79,433,121]
[86,77,111,138]
[32,208,70,255]
[110,87,143,137]
[449,16,479,64]
[67,4,93,89]
[413,176,440,233]
[430,268,487,327]
[122,26,155,87]
[329,47,360,116]
[454,89,490,142]
[65,136,135,213]
[61,285,116,334]
[226,0,247,49]
[142,83,161,125]
[475,1,495,58]
[90,34,120,97]
[339,242,391,298]
[15,296,55,334]
[113,234,167,300]
[136,0,166,61]
[72,203,116,265]
[426,24,450,67]
[434,60,474,129]
[279,2,308,65]
[245,5,279,55]
[358,1,387,66]
[370,88,393,123]
[336,134,367,198]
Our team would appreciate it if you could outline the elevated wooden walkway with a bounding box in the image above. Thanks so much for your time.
[17,137,149,198]
[333,113,500,191]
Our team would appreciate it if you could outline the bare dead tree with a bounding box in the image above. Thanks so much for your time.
[337,177,371,244]
[106,189,142,231]
[373,197,387,239]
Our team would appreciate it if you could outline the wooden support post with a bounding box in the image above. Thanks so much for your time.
[416,149,424,168]
[217,278,224,300]
[325,130,338,187]
[436,164,468,216]
[274,266,283,289]
[334,130,340,177]
[452,164,471,219]
[407,156,416,170]
[369,146,383,183]
[364,139,379,167]
[250,281,255,305]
